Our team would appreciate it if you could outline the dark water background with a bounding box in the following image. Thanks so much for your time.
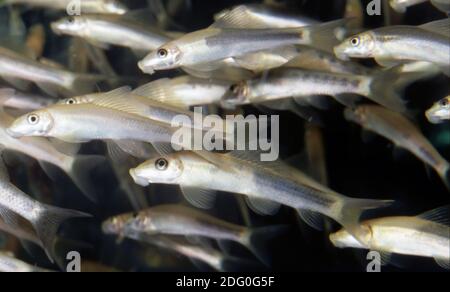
[0,0,449,272]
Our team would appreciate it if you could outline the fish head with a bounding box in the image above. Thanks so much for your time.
[426,97,449,124]
[344,106,368,125]
[7,110,54,138]
[329,224,372,249]
[334,32,376,60]
[130,155,184,185]
[138,45,183,74]
[100,0,128,15]
[102,213,134,235]
[220,82,250,108]
[51,17,87,36]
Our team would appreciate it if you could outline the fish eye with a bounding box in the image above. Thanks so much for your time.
[27,114,39,125]
[66,98,77,105]
[350,37,360,47]
[67,17,75,24]
[157,48,168,58]
[155,158,169,170]
[439,99,449,107]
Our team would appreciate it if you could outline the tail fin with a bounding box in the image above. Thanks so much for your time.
[240,225,289,267]
[438,164,450,191]
[33,205,91,263]
[304,19,351,53]
[336,198,393,241]
[367,66,439,113]
[68,155,106,203]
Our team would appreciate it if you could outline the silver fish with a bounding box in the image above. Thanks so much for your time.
[426,95,450,124]
[330,206,450,270]
[221,67,421,113]
[0,46,104,97]
[138,7,347,74]
[6,103,193,155]
[102,204,285,265]
[0,251,53,272]
[129,151,392,241]
[334,19,450,75]
[1,88,53,111]
[0,210,41,248]
[345,105,450,189]
[51,15,170,52]
[4,0,127,15]
[0,155,90,261]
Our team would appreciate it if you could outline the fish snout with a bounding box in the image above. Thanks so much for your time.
[129,168,149,187]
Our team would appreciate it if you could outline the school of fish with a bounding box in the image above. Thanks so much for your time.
[0,0,448,272]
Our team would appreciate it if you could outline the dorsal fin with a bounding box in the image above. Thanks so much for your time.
[419,19,450,38]
[417,205,450,226]
[210,5,274,29]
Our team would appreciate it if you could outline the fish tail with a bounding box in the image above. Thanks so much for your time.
[240,225,289,267]
[303,19,351,53]
[367,66,439,112]
[336,198,393,241]
[68,155,106,203]
[438,164,450,191]
[33,205,91,263]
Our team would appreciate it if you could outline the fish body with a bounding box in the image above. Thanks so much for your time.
[52,15,170,51]
[130,152,392,238]
[0,47,103,96]
[0,157,90,261]
[335,20,450,73]
[0,252,52,272]
[330,207,450,269]
[345,105,450,187]
[4,0,127,15]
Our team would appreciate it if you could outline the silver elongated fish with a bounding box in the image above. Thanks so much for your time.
[330,206,450,270]
[0,251,53,272]
[426,95,450,124]
[138,7,348,74]
[5,102,193,154]
[102,204,286,266]
[0,155,91,261]
[0,89,102,202]
[2,0,127,15]
[51,15,170,52]
[129,151,392,242]
[345,105,450,189]
[1,88,53,111]
[334,19,450,75]
[222,67,423,112]
[0,46,104,97]
[123,233,256,272]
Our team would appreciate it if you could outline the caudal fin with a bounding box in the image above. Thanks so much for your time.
[240,225,289,267]
[68,155,106,203]
[367,66,440,113]
[337,198,393,241]
[305,19,351,53]
[33,205,91,263]
[438,165,450,191]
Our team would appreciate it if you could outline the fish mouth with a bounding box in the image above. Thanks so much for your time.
[333,46,350,61]
[137,61,155,75]
[129,169,149,187]
[425,110,441,124]
[6,128,24,138]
